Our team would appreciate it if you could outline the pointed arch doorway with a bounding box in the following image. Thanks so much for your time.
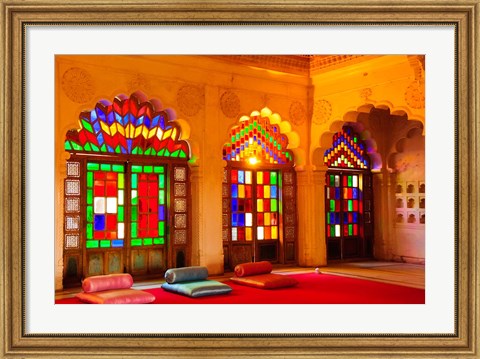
[323,126,374,260]
[222,110,297,270]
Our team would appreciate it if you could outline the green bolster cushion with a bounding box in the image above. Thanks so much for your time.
[164,266,209,284]
[161,280,232,298]
[234,261,273,277]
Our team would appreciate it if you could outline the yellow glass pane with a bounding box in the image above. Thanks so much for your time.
[264,212,270,225]
[246,227,252,241]
[257,171,263,185]
[264,185,270,199]
[271,226,278,239]
[245,171,252,184]
[257,199,264,212]
[238,185,245,198]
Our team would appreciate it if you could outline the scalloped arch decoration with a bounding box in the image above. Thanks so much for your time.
[64,93,190,159]
[324,126,370,169]
[222,110,294,165]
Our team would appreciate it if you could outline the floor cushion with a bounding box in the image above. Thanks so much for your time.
[82,273,133,293]
[230,273,298,289]
[161,279,232,298]
[164,266,209,284]
[234,261,273,277]
[76,288,155,304]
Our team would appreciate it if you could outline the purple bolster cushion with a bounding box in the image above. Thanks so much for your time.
[234,261,273,277]
[82,273,133,293]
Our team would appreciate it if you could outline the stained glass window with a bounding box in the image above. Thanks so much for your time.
[323,126,369,169]
[65,93,190,159]
[222,115,293,164]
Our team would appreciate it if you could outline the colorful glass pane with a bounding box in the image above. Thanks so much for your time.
[323,127,370,169]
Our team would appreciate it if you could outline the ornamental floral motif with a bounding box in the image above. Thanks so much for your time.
[62,67,96,103]
[313,99,332,125]
[289,101,307,126]
[405,81,425,109]
[220,91,241,118]
[176,85,204,116]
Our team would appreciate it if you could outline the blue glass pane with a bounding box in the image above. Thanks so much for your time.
[270,185,277,198]
[158,205,165,221]
[353,212,358,223]
[335,213,341,225]
[330,213,335,224]
[231,199,238,212]
[352,188,359,199]
[231,184,238,198]
[344,212,349,223]
[94,215,105,231]
[238,213,245,227]
[335,188,341,199]
[232,214,238,226]
[238,170,245,184]
[112,240,124,248]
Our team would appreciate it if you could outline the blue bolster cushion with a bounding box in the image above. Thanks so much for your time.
[161,280,232,298]
[164,266,209,284]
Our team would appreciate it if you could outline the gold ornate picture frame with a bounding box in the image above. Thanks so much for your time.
[1,1,478,357]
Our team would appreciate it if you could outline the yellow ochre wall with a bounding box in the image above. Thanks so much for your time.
[55,55,425,290]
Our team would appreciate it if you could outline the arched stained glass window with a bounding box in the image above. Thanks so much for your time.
[323,126,373,260]
[62,93,190,287]
[222,111,297,270]
[222,115,293,164]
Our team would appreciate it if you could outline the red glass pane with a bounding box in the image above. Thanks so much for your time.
[106,181,117,196]
[264,172,270,184]
[354,224,358,235]
[138,198,147,212]
[343,176,348,187]
[245,199,252,212]
[348,213,353,223]
[271,213,278,225]
[106,215,117,230]
[263,199,270,212]
[107,231,117,239]
[353,200,358,211]
[237,227,245,241]
[149,214,157,228]
[149,229,158,237]
[148,174,157,181]
[349,188,353,198]
[106,172,117,181]
[94,231,105,239]
[94,172,106,180]
[344,200,349,211]
[94,184,105,196]
[344,225,349,236]
[257,213,264,226]
[256,186,264,198]
[245,185,252,198]
[264,227,271,240]
[359,201,363,213]
[330,187,335,198]
[148,182,158,196]
[336,201,340,212]
[138,181,148,196]
[231,170,238,184]
[139,214,148,229]
[138,230,147,238]
[149,199,157,212]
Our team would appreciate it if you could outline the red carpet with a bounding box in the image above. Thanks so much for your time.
[56,273,424,304]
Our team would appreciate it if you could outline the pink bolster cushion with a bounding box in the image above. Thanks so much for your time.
[234,261,273,277]
[82,273,133,293]
[76,289,155,304]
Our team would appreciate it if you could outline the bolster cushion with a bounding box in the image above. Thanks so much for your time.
[230,273,298,289]
[161,280,232,298]
[76,289,155,304]
[82,273,133,293]
[234,261,273,277]
[164,266,209,284]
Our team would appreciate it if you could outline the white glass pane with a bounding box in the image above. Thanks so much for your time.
[352,175,358,188]
[106,197,117,213]
[94,197,105,214]
[245,171,252,184]
[257,226,264,240]
[232,227,237,241]
[117,223,124,239]
[335,224,341,237]
[118,190,124,205]
[335,175,340,187]
[245,213,252,227]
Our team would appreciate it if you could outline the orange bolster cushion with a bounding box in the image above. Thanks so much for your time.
[82,273,133,293]
[234,261,273,277]
[76,289,155,304]
[230,273,298,289]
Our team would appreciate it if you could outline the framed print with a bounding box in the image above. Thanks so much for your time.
[1,0,479,358]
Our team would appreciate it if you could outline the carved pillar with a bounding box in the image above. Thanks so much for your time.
[189,165,202,266]
[312,167,328,267]
[372,169,394,260]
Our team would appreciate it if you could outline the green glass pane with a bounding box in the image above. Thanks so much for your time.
[86,206,93,222]
[270,172,277,185]
[86,172,93,188]
[179,151,187,158]
[132,147,139,155]
[86,189,93,205]
[143,238,153,246]
[131,223,137,237]
[159,175,165,189]
[326,214,330,224]
[91,144,100,152]
[348,176,352,187]
[100,163,111,172]
[72,143,83,151]
[131,193,138,205]
[100,144,107,152]
[271,199,278,212]
[349,224,353,236]
[117,206,124,221]
[144,165,153,173]
[65,142,72,150]
[100,240,111,248]
[84,143,92,152]
[81,119,94,133]
[154,166,164,173]
[158,149,165,156]
[131,239,142,247]
[131,206,138,221]
[86,240,99,248]
[86,224,93,239]
[330,226,335,237]
[159,190,165,205]
[171,150,180,158]
[159,222,165,236]
[112,164,124,172]
[131,174,138,189]
[87,163,99,171]
[348,200,353,211]
[330,175,335,186]
[115,145,122,154]
[330,200,335,212]
[145,148,153,155]
[132,165,142,173]
[153,238,164,245]
[118,173,124,189]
